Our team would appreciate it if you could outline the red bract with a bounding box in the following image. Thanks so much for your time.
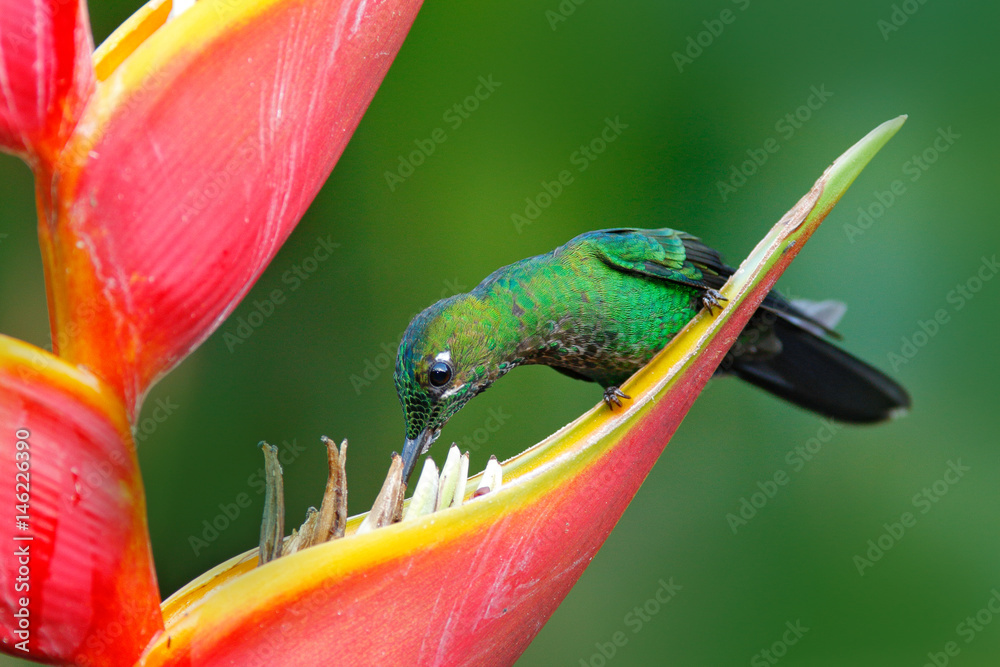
[0,335,161,665]
[0,0,94,164]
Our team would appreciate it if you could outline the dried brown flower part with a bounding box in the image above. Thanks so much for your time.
[259,437,350,562]
[258,442,285,565]
[310,437,348,545]
[283,507,319,556]
[258,438,488,562]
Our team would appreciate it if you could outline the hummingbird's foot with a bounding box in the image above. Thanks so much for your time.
[701,288,728,314]
[603,386,631,410]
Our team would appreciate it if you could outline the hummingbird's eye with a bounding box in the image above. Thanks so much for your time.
[428,361,452,387]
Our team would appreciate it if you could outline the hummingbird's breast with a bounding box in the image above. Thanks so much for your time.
[477,249,702,387]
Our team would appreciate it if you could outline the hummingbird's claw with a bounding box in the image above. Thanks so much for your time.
[701,288,728,314]
[603,386,630,410]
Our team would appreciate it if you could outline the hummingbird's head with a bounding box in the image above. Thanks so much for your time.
[394,294,499,481]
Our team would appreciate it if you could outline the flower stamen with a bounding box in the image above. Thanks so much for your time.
[436,445,468,511]
[257,438,500,561]
[474,455,503,498]
[402,458,439,522]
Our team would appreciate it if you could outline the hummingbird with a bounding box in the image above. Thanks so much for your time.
[394,227,910,481]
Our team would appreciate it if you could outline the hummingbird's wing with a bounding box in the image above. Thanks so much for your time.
[579,227,727,291]
[581,227,845,338]
[577,228,909,422]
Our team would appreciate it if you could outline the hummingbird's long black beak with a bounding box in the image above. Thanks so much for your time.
[401,428,439,482]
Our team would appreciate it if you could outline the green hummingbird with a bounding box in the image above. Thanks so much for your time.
[394,227,909,480]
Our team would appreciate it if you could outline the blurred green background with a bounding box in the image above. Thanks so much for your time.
[2,0,999,665]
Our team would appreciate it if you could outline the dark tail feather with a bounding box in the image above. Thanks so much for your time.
[725,318,911,423]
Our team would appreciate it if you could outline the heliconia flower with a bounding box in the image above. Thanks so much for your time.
[130,119,906,667]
